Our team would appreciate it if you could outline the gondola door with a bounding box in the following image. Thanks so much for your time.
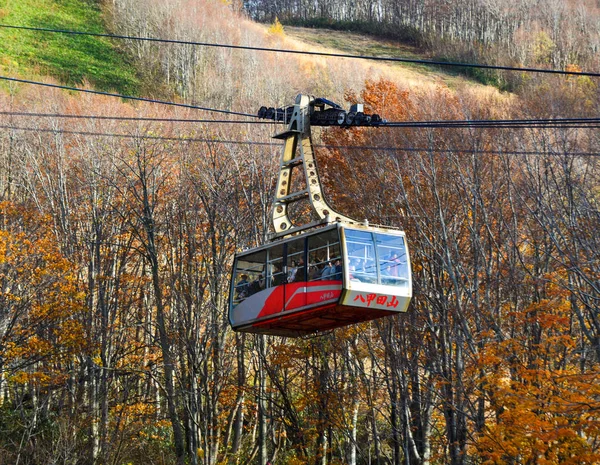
[284,238,307,312]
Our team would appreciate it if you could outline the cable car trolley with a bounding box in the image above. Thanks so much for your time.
[229,95,412,337]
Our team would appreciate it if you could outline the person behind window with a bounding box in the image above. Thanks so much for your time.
[388,252,399,277]
[320,261,333,279]
[294,257,306,282]
[249,274,265,295]
[288,260,298,282]
[236,274,250,298]
[333,259,342,280]
[308,262,320,281]
[272,264,284,286]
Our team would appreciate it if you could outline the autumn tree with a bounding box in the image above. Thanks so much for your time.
[0,201,86,463]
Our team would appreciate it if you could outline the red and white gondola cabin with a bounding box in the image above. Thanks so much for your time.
[229,223,412,337]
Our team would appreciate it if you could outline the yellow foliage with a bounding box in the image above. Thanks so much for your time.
[287,456,308,465]
[9,370,51,386]
[268,17,285,37]
[532,31,555,65]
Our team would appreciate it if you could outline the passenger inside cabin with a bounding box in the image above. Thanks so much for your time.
[320,261,333,279]
[236,274,250,298]
[294,257,306,282]
[333,259,342,280]
[288,261,297,282]
[272,264,285,286]
[248,274,265,295]
[387,251,402,277]
[308,262,320,281]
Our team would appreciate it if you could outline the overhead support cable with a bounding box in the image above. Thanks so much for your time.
[1,111,599,129]
[1,24,599,78]
[0,125,279,146]
[315,144,599,157]
[381,118,600,128]
[0,76,260,119]
[0,111,275,124]
[2,124,598,157]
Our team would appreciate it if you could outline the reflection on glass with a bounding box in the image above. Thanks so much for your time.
[345,229,409,286]
[345,229,377,283]
[375,233,409,287]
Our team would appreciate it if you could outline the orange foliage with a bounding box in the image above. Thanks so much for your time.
[318,79,413,221]
[472,296,600,464]
[0,201,86,386]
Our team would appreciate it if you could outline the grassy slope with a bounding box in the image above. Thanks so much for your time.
[283,26,495,91]
[0,0,139,94]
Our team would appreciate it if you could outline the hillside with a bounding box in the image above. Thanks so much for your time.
[0,0,139,93]
[282,25,506,94]
[0,2,599,465]
[249,0,600,91]
[0,0,507,112]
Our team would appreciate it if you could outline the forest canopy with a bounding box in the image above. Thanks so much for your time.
[0,1,598,464]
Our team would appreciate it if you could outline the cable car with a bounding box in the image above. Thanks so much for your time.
[230,223,411,336]
[228,95,412,337]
